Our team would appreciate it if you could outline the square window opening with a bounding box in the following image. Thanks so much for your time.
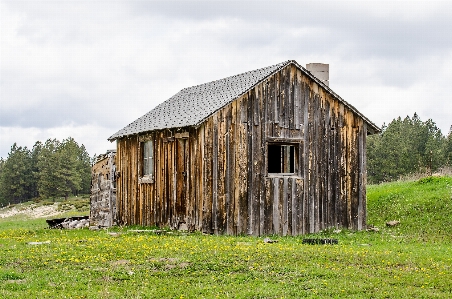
[268,144,297,174]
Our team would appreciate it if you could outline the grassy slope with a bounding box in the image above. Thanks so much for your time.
[367,176,452,242]
[0,177,451,298]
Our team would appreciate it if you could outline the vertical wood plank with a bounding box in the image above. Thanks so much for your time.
[246,93,254,235]
[212,114,219,234]
[264,178,273,235]
[359,122,367,230]
[259,84,266,236]
[278,178,284,235]
[203,120,213,234]
[272,177,279,234]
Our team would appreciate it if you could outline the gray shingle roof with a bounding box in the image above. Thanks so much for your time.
[108,61,289,140]
[109,60,379,140]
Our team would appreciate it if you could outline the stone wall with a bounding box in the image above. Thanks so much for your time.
[90,151,116,227]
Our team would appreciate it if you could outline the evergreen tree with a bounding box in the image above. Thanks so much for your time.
[36,138,92,199]
[29,141,42,198]
[422,119,445,172]
[37,139,62,199]
[367,114,447,183]
[0,137,93,203]
[77,144,92,194]
[445,127,452,165]
[0,144,34,204]
[0,158,5,206]
[57,138,82,199]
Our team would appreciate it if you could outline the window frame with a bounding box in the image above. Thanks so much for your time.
[140,139,154,183]
[267,142,300,176]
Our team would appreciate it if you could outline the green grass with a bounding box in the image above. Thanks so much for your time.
[0,177,451,298]
[367,176,452,243]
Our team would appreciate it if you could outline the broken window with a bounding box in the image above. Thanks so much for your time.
[267,144,297,174]
[142,140,154,177]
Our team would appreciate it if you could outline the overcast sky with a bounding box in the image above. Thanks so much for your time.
[1,0,451,159]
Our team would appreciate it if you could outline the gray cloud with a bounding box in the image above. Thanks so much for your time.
[1,0,451,159]
[132,1,452,58]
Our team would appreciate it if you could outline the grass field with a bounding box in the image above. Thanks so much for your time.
[0,177,451,298]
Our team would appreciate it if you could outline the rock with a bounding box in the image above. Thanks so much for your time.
[386,220,400,227]
[75,222,85,229]
[366,226,380,232]
[263,237,278,244]
[178,223,188,231]
[68,220,79,228]
[28,241,51,245]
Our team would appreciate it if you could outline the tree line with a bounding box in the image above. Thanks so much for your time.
[0,137,92,206]
[367,113,452,183]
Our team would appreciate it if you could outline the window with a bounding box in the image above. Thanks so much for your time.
[267,144,297,174]
[142,140,154,177]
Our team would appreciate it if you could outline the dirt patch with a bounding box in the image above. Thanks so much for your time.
[0,203,61,219]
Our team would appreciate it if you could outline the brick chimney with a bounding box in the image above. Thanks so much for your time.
[306,63,329,87]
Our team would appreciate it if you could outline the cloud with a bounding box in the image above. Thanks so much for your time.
[1,0,451,159]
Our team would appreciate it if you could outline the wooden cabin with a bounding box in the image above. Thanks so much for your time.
[107,60,380,236]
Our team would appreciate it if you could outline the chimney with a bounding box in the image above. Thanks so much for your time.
[306,63,329,87]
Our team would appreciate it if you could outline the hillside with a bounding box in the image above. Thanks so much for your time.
[366,176,452,242]
[0,195,89,230]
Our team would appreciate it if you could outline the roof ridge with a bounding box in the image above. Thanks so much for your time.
[179,60,290,91]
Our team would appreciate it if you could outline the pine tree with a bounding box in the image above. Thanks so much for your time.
[445,127,452,166]
[77,144,92,194]
[57,138,82,199]
[37,139,62,199]
[367,114,448,183]
[0,158,5,206]
[0,144,33,204]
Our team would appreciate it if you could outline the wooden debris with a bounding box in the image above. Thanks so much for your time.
[46,216,89,229]
[302,238,338,245]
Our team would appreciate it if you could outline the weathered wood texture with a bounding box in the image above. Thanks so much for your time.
[115,64,368,235]
[90,152,117,227]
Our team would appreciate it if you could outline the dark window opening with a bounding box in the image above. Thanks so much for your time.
[268,144,296,174]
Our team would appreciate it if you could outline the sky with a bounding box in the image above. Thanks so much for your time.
[1,0,451,159]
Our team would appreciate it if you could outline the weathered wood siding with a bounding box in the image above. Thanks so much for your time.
[116,64,367,235]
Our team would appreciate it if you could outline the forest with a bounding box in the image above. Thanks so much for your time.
[0,138,92,206]
[367,113,452,183]
[0,114,451,206]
